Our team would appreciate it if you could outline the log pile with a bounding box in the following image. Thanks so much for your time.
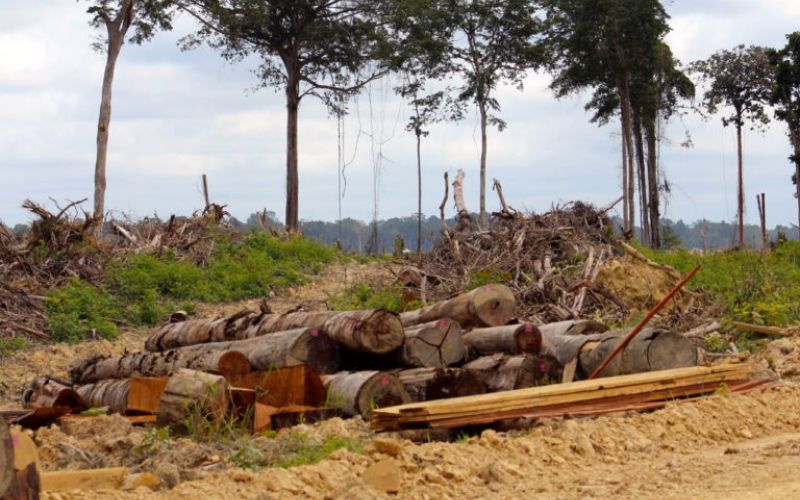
[14,282,705,433]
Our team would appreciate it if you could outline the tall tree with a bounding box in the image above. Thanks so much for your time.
[690,45,773,249]
[432,0,545,227]
[544,0,671,237]
[82,0,174,222]
[178,1,391,232]
[767,32,800,241]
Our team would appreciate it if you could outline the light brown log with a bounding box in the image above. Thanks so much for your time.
[69,349,250,385]
[156,369,229,427]
[145,310,403,354]
[0,419,12,498]
[322,372,411,417]
[21,377,84,411]
[40,467,127,492]
[463,354,563,392]
[179,327,340,374]
[463,324,541,360]
[400,285,515,328]
[394,368,486,402]
[399,319,465,368]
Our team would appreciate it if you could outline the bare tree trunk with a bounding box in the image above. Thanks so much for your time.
[94,34,124,222]
[793,131,800,241]
[285,69,301,233]
[737,123,745,249]
[416,130,423,255]
[624,81,636,234]
[633,113,650,247]
[478,99,488,227]
[621,119,629,232]
[645,116,661,248]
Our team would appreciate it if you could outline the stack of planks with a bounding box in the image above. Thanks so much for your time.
[20,283,703,432]
[371,364,756,431]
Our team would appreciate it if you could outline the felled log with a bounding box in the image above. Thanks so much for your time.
[146,309,404,354]
[399,319,465,368]
[463,323,541,360]
[69,349,250,385]
[394,368,486,402]
[463,354,563,392]
[579,328,699,378]
[322,371,411,417]
[76,377,169,415]
[400,285,515,328]
[0,419,12,498]
[156,369,229,427]
[21,377,84,411]
[179,327,340,374]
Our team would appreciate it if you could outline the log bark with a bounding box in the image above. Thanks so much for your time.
[145,309,403,355]
[322,372,411,417]
[156,369,229,427]
[0,419,12,498]
[22,377,84,411]
[394,368,486,403]
[578,328,698,378]
[398,319,465,368]
[69,349,250,385]
[463,354,562,392]
[2,463,40,500]
[172,328,339,374]
[400,285,515,328]
[463,324,541,360]
[76,380,130,414]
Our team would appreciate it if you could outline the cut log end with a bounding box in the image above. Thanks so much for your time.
[471,285,515,327]
[214,351,251,376]
[647,332,698,371]
[358,373,411,415]
[514,324,543,354]
[356,311,405,354]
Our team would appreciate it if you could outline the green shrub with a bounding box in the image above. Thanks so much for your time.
[0,337,28,357]
[277,434,364,468]
[46,279,121,343]
[466,268,513,291]
[330,283,413,313]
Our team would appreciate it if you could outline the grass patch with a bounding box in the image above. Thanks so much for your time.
[638,241,800,327]
[0,336,28,357]
[44,233,338,341]
[276,433,364,468]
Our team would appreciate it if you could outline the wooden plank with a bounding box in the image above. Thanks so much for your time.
[41,467,127,492]
[10,429,39,471]
[127,377,169,414]
[228,365,325,408]
[253,403,279,434]
[57,415,156,425]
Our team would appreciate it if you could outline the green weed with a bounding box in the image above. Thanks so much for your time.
[277,434,364,468]
[45,279,121,343]
[330,282,416,313]
[0,337,28,357]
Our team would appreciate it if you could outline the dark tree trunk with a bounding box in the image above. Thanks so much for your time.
[94,33,124,222]
[478,99,488,227]
[285,68,301,232]
[736,122,745,249]
[793,131,800,242]
[621,119,629,232]
[633,112,650,247]
[645,115,661,248]
[624,80,636,233]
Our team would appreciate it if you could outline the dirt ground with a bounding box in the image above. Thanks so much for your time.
[6,260,800,499]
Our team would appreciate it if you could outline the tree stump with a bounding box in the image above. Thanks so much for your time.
[400,284,515,328]
[322,371,411,417]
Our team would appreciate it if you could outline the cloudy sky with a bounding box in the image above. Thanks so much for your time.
[1,0,799,227]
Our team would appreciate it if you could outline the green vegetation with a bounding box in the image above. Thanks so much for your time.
[639,241,800,327]
[44,233,337,342]
[0,336,28,357]
[466,268,513,291]
[277,433,364,468]
[330,282,412,313]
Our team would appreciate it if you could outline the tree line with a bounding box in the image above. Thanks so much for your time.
[80,1,800,250]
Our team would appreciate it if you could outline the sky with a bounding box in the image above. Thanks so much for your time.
[1,0,799,228]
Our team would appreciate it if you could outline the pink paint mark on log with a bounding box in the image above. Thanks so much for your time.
[381,376,390,386]
[310,328,319,337]
[539,363,550,374]
[524,324,533,332]
[484,286,493,292]
[438,319,448,328]
[12,434,19,447]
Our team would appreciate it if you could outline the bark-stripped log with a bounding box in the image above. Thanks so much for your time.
[463,354,563,392]
[21,376,84,411]
[157,369,229,427]
[463,323,542,360]
[398,319,465,368]
[76,379,130,414]
[145,309,404,354]
[394,368,486,402]
[399,285,515,328]
[322,371,411,417]
[0,419,12,498]
[69,349,250,385]
[178,327,340,374]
